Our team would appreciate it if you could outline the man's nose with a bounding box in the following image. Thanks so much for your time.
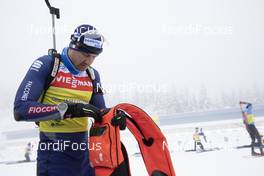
[84,56,94,63]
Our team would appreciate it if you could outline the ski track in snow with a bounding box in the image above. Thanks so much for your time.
[0,118,264,176]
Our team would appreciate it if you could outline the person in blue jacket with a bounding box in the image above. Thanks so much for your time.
[14,24,126,176]
[240,101,263,156]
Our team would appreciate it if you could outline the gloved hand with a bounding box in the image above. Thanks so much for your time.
[64,103,102,122]
[111,110,127,130]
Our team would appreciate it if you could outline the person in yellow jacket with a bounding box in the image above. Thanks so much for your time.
[193,127,205,151]
[239,101,263,156]
[14,24,126,176]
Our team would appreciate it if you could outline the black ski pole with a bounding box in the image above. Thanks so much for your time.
[44,0,60,55]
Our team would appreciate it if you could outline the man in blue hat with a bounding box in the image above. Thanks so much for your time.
[14,24,109,175]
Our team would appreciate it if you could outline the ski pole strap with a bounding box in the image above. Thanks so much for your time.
[45,0,60,19]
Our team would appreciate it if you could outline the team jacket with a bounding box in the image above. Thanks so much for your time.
[14,47,106,133]
[193,132,201,142]
[242,104,255,125]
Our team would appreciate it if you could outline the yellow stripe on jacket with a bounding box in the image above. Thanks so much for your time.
[245,114,255,125]
[39,63,93,133]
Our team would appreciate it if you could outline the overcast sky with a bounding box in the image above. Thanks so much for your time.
[0,0,264,110]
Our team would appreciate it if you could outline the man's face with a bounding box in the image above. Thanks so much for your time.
[69,49,97,71]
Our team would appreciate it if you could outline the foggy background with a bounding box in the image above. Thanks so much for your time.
[1,0,264,118]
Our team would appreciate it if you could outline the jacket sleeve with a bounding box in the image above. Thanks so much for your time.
[89,68,106,109]
[13,56,63,122]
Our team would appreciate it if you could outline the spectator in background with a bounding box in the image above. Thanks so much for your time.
[193,127,205,151]
[24,142,32,162]
[239,101,263,156]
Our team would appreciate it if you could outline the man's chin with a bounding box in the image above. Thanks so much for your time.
[77,66,89,71]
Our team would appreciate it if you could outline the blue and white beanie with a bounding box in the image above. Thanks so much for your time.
[69,24,104,55]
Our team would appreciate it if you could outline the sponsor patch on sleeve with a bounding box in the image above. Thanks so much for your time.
[30,60,43,72]
[28,106,57,114]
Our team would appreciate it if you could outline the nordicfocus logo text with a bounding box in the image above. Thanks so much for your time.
[55,75,92,88]
[39,140,102,151]
[28,106,57,114]
[21,81,33,101]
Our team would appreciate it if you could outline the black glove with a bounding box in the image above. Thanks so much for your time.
[64,103,102,122]
[111,110,127,130]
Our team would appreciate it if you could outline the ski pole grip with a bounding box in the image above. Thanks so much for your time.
[50,7,60,19]
[45,0,60,19]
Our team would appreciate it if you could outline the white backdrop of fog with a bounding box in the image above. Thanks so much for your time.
[0,0,264,113]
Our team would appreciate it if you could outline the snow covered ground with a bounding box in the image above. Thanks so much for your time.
[0,117,264,176]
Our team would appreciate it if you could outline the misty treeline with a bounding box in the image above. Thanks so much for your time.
[104,84,264,116]
[1,83,263,117]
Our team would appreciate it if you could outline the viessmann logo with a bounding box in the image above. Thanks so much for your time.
[52,72,93,90]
